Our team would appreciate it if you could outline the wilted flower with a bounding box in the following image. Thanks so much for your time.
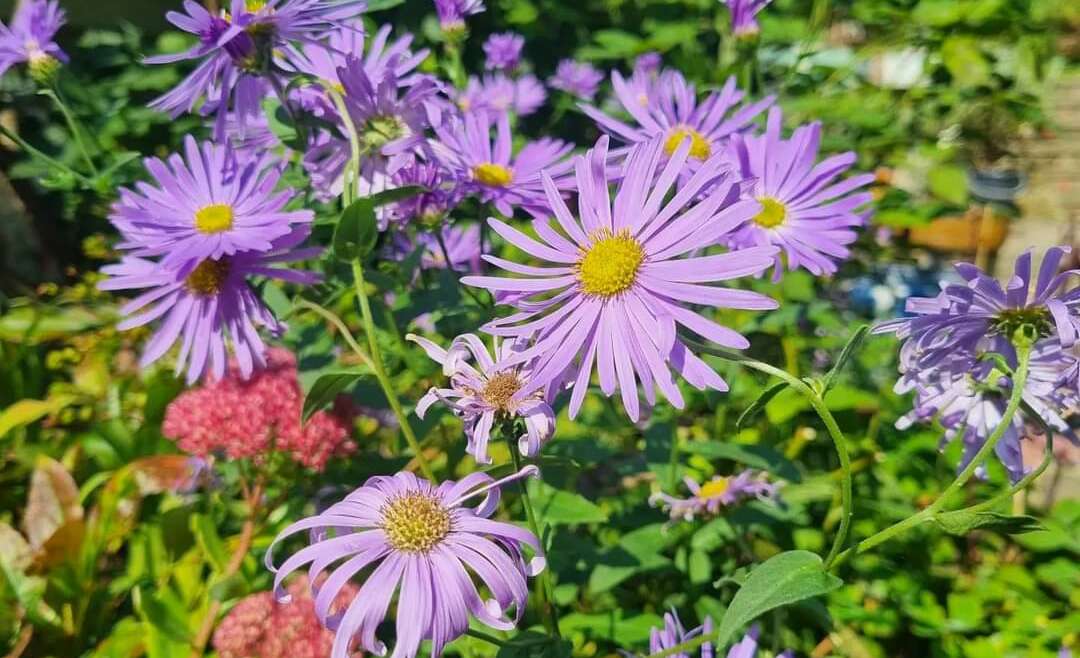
[463,137,777,421]
[483,32,525,71]
[109,136,313,269]
[266,467,545,658]
[651,470,778,521]
[724,107,874,280]
[99,228,320,383]
[724,0,773,37]
[434,0,484,32]
[163,348,355,471]
[0,0,67,82]
[431,110,572,217]
[409,333,555,463]
[549,59,604,100]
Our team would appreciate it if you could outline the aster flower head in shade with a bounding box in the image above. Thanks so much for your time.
[650,470,778,522]
[431,110,572,217]
[724,0,773,37]
[434,0,485,34]
[462,136,779,421]
[383,161,464,227]
[109,136,313,269]
[643,617,789,658]
[723,107,875,281]
[582,70,774,170]
[391,224,482,271]
[549,59,605,101]
[873,247,1080,370]
[0,0,67,82]
[266,466,545,658]
[483,32,524,72]
[408,333,555,464]
[99,227,321,384]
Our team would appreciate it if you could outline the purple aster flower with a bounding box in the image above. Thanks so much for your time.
[434,0,485,32]
[724,0,773,37]
[634,51,662,76]
[431,110,572,217]
[723,107,875,280]
[462,136,779,421]
[581,70,773,169]
[643,618,790,658]
[650,470,778,522]
[0,0,67,80]
[873,247,1080,370]
[99,227,321,384]
[387,223,481,272]
[483,32,524,72]
[265,466,545,658]
[453,73,546,117]
[109,136,312,269]
[383,161,464,226]
[549,59,605,101]
[513,73,547,116]
[409,333,555,463]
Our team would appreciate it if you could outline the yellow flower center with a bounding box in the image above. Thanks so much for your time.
[481,372,523,412]
[663,125,711,160]
[381,492,452,553]
[194,204,235,234]
[185,259,230,296]
[246,0,267,11]
[576,229,645,298]
[753,197,787,229]
[698,478,730,500]
[472,163,514,187]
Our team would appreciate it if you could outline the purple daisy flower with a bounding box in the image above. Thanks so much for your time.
[549,59,605,101]
[644,617,790,658]
[873,247,1080,369]
[109,136,313,269]
[265,466,545,658]
[388,224,481,272]
[409,333,556,464]
[724,0,773,37]
[483,32,524,72]
[581,70,774,169]
[0,0,67,80]
[634,51,662,76]
[434,0,485,32]
[650,470,778,522]
[723,107,875,280]
[454,73,546,117]
[383,161,464,226]
[99,227,321,384]
[431,110,572,217]
[513,73,547,116]
[461,136,779,421]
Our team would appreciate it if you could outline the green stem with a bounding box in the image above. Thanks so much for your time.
[963,426,1053,515]
[830,341,1033,568]
[465,629,507,647]
[41,88,97,175]
[351,259,436,481]
[0,124,91,184]
[432,227,488,308]
[321,82,361,205]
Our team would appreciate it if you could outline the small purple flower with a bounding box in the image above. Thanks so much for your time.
[99,227,321,384]
[483,32,524,72]
[725,0,773,37]
[265,466,544,658]
[431,110,572,217]
[549,59,604,101]
[724,107,874,280]
[453,73,545,116]
[0,0,67,80]
[644,618,790,658]
[388,224,481,272]
[383,161,464,226]
[650,470,778,522]
[434,0,484,32]
[581,70,773,169]
[462,137,778,421]
[513,73,547,116]
[109,136,313,269]
[634,52,662,76]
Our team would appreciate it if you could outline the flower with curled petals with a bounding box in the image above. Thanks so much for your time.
[650,470,778,522]
[266,466,545,658]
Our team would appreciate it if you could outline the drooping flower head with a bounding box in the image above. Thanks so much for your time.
[724,0,773,37]
[266,466,545,658]
[483,32,524,72]
[109,136,313,269]
[581,70,774,169]
[650,470,778,522]
[431,110,572,217]
[99,227,321,384]
[409,333,555,464]
[0,0,67,82]
[390,224,482,271]
[462,136,779,421]
[549,59,605,101]
[434,0,484,33]
[724,107,874,280]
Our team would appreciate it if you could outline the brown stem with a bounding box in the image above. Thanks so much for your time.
[3,626,32,658]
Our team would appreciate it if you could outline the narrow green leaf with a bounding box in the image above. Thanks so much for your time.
[189,514,228,573]
[302,371,365,421]
[933,510,1045,536]
[822,325,869,392]
[737,381,789,430]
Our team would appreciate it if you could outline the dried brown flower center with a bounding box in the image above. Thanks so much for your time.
[481,372,523,411]
[380,492,452,553]
[186,259,230,296]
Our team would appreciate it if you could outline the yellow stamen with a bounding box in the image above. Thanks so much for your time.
[472,163,514,187]
[481,372,523,412]
[381,493,452,553]
[753,197,787,229]
[663,125,711,160]
[194,204,235,234]
[576,229,645,298]
[186,259,230,296]
[698,478,729,499]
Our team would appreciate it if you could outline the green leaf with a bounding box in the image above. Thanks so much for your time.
[713,551,843,649]
[927,163,969,206]
[941,36,991,88]
[529,481,608,525]
[189,514,229,573]
[737,382,789,430]
[365,0,405,10]
[680,442,800,481]
[912,0,965,26]
[0,395,76,439]
[302,371,366,421]
[133,586,192,644]
[333,198,380,261]
[495,631,571,658]
[822,325,869,392]
[933,510,1045,536]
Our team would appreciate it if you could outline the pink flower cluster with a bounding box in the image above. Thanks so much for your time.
[213,576,359,658]
[163,348,355,471]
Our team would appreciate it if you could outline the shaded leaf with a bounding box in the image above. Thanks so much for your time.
[530,480,608,525]
[303,371,366,421]
[737,382,789,430]
[190,514,229,573]
[934,510,1045,536]
[333,198,380,261]
[0,523,31,571]
[822,325,870,392]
